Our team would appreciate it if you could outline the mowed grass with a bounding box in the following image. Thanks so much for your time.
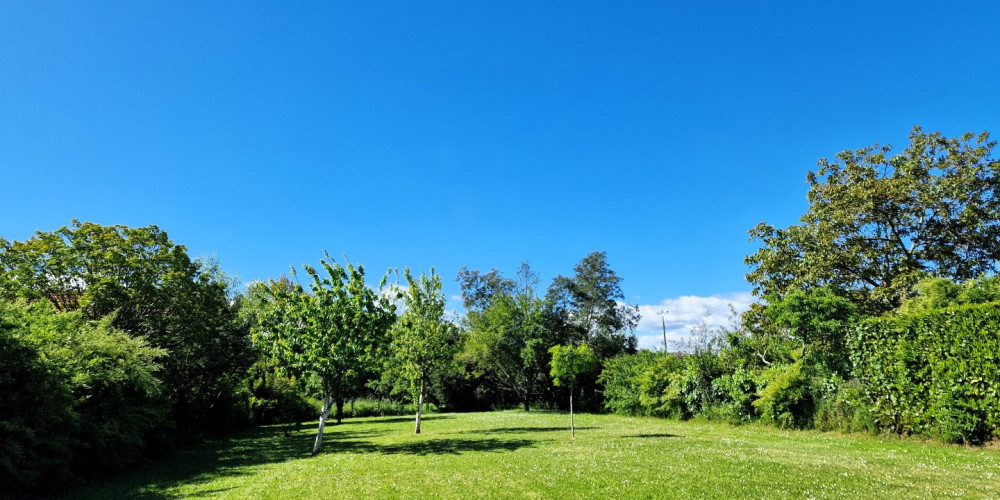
[75,411,1000,499]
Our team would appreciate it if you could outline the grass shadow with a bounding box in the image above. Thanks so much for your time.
[329,438,536,456]
[626,433,683,439]
[338,415,453,425]
[454,426,595,434]
[72,423,317,499]
[72,419,533,499]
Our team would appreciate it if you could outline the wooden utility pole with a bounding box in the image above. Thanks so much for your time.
[657,310,669,356]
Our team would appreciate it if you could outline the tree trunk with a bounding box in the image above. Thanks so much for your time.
[335,396,344,425]
[570,382,575,441]
[415,379,424,434]
[523,396,530,412]
[312,396,334,456]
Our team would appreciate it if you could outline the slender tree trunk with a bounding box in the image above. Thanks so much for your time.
[415,378,424,434]
[335,396,344,425]
[312,395,334,456]
[523,396,530,412]
[570,382,575,441]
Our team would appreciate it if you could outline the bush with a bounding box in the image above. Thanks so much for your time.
[753,359,813,429]
[712,368,760,424]
[851,301,1000,443]
[0,300,165,492]
[599,351,659,415]
[813,378,877,434]
[341,399,438,419]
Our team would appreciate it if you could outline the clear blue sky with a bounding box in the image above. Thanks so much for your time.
[2,1,999,343]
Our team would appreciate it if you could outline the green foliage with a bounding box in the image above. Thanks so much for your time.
[813,378,878,434]
[899,275,1000,314]
[547,252,640,359]
[0,300,164,492]
[746,127,1000,313]
[764,286,856,375]
[851,301,1000,443]
[637,354,685,417]
[339,399,439,419]
[390,267,461,427]
[244,357,316,425]
[0,221,253,439]
[548,343,598,388]
[711,368,760,424]
[753,358,814,429]
[461,263,563,411]
[598,351,659,415]
[252,255,397,450]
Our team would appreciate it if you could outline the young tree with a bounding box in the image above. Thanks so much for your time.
[548,252,640,359]
[254,257,397,455]
[746,127,1000,313]
[548,343,597,440]
[390,268,461,434]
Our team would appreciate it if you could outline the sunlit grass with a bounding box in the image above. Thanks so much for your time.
[75,411,1000,499]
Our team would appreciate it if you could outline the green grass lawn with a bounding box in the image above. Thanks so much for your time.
[74,411,1000,499]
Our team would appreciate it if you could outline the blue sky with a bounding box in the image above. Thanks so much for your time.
[2,1,999,347]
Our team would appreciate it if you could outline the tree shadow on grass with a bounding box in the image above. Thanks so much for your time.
[72,422,534,499]
[453,426,595,434]
[626,433,683,439]
[337,414,454,425]
[328,437,536,456]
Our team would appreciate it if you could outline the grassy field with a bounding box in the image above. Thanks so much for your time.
[74,411,1000,499]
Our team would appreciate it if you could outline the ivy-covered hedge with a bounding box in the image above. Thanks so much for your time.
[850,302,1000,443]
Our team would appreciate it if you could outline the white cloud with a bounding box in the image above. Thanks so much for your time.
[633,292,755,350]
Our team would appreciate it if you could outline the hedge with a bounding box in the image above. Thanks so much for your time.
[850,302,1000,443]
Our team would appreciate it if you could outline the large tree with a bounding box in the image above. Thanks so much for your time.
[253,257,396,455]
[461,263,563,411]
[746,127,1000,313]
[0,221,251,438]
[548,252,640,359]
[390,268,461,434]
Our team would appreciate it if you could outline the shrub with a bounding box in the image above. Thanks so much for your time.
[753,359,813,429]
[813,378,877,434]
[712,368,760,424]
[599,351,658,415]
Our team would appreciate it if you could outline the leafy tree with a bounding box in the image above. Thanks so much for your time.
[549,343,598,440]
[0,221,252,439]
[746,127,1000,313]
[548,252,640,359]
[390,268,461,434]
[764,287,857,375]
[253,257,396,455]
[456,266,515,311]
[461,263,563,411]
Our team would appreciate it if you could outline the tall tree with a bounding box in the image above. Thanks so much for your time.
[549,343,598,440]
[462,263,562,411]
[548,252,640,359]
[390,268,461,434]
[456,266,515,311]
[746,127,1000,313]
[254,257,397,455]
[0,221,251,439]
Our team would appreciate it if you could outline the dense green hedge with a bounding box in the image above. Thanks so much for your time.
[850,302,1000,443]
